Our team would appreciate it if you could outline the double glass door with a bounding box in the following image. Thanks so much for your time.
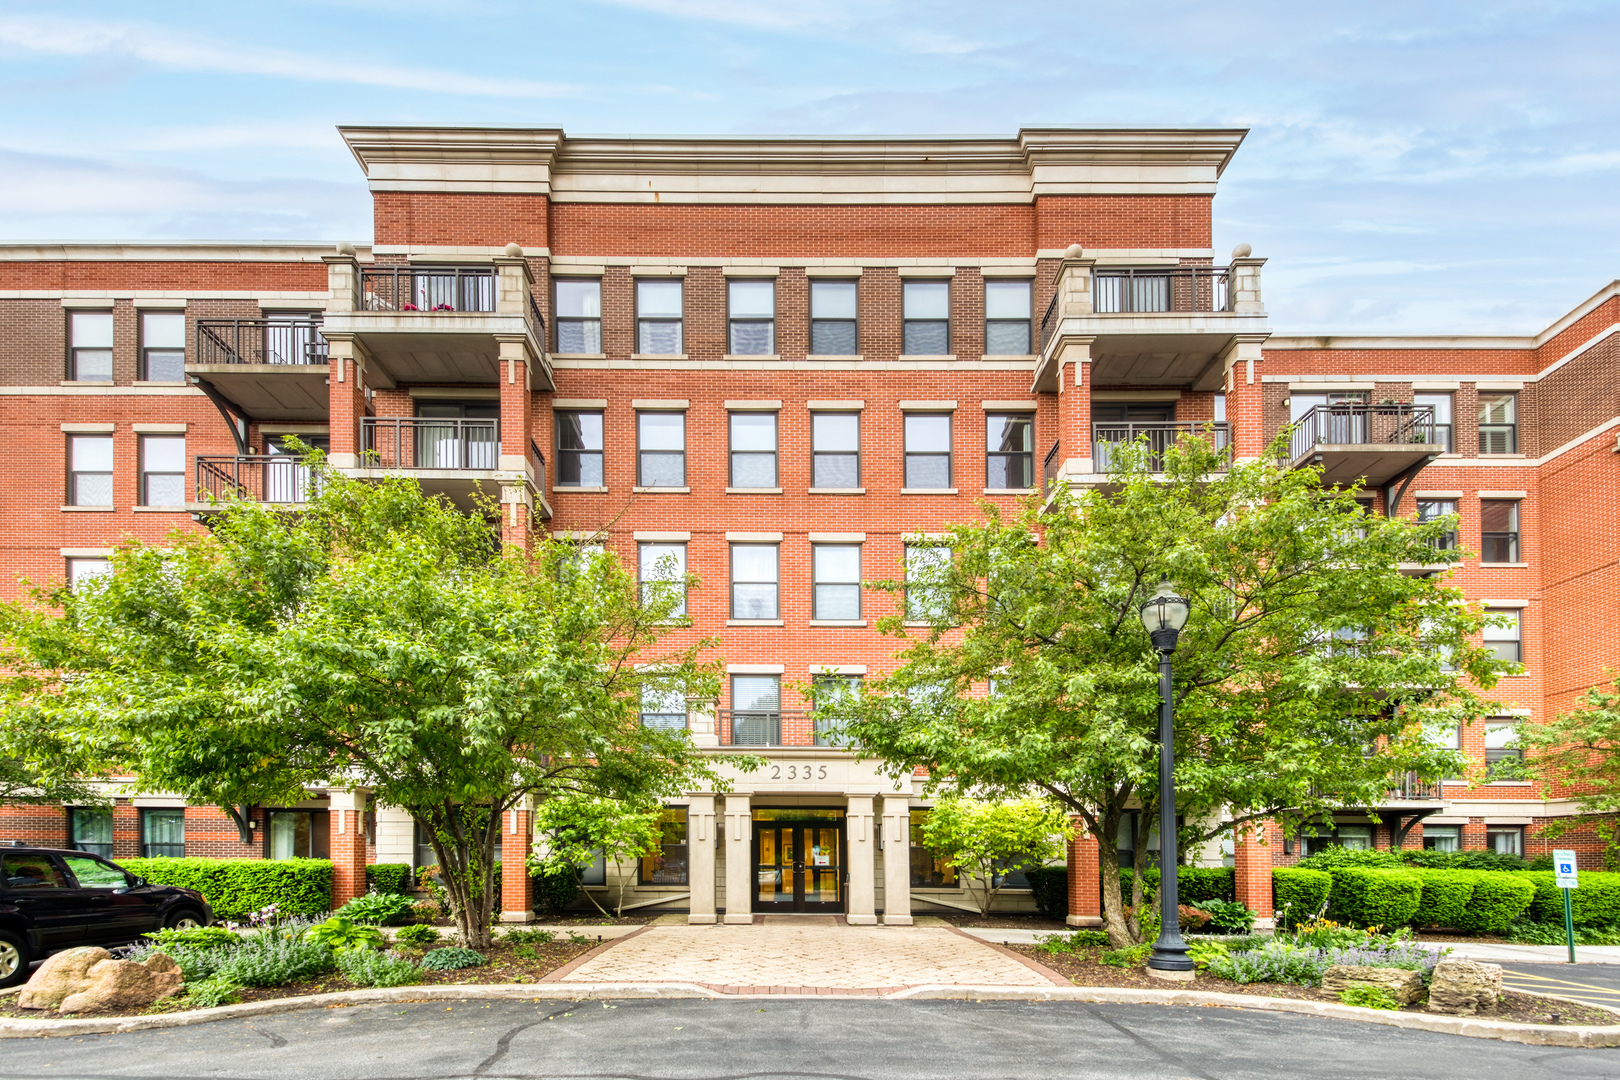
[754,822,842,911]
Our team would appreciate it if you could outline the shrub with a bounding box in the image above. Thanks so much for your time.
[118,857,332,919]
[366,863,414,895]
[338,890,415,926]
[1508,921,1620,945]
[395,923,441,947]
[337,949,421,987]
[1024,866,1068,921]
[1524,871,1620,927]
[1178,904,1212,932]
[1291,918,1380,949]
[419,947,486,971]
[143,926,240,950]
[1187,940,1229,968]
[1326,868,1422,928]
[531,866,579,917]
[1192,899,1256,935]
[1272,868,1333,928]
[306,916,384,953]
[184,975,244,1009]
[1339,985,1400,1010]
[1035,930,1108,954]
[131,944,225,983]
[1295,846,1402,871]
[1397,847,1528,871]
[1450,871,1535,934]
[215,937,334,987]
[1410,870,1475,929]
[1100,944,1150,968]
[501,927,556,945]
[1118,867,1235,905]
[1206,938,1441,987]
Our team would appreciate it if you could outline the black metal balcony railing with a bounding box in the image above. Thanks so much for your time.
[1288,403,1438,461]
[1042,440,1061,493]
[1387,774,1443,801]
[1092,266,1232,314]
[1039,288,1062,352]
[718,709,815,747]
[196,455,321,504]
[196,319,328,366]
[528,438,546,504]
[1092,422,1231,473]
[361,266,496,313]
[361,418,498,471]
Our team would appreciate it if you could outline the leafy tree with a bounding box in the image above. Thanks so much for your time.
[529,795,665,918]
[816,433,1507,947]
[0,459,725,948]
[1507,674,1620,859]
[916,796,1070,916]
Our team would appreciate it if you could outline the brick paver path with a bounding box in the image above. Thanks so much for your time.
[555,922,1056,992]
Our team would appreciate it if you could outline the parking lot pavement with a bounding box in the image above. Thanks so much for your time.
[1500,962,1620,1011]
[6,998,1618,1080]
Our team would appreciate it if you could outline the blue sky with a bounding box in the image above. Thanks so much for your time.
[0,0,1615,334]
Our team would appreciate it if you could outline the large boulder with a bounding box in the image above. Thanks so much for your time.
[17,947,183,1014]
[1322,964,1426,1006]
[1426,958,1503,1016]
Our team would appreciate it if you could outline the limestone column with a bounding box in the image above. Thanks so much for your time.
[687,794,718,924]
[845,796,876,925]
[1233,819,1276,930]
[328,789,370,910]
[1065,819,1102,927]
[500,797,537,923]
[722,794,752,924]
[880,797,912,925]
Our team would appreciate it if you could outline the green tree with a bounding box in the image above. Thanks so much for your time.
[917,796,1071,916]
[816,433,1507,947]
[0,460,725,948]
[1507,674,1620,858]
[530,795,665,918]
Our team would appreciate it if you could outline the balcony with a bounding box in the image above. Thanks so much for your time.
[1092,421,1231,473]
[347,417,547,513]
[187,319,331,421]
[1033,252,1268,393]
[321,258,553,390]
[196,454,321,506]
[717,709,827,747]
[1287,403,1446,489]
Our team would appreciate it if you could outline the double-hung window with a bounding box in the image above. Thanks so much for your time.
[1479,393,1517,454]
[139,435,186,506]
[812,544,861,620]
[69,807,113,858]
[637,411,685,487]
[1484,720,1523,781]
[812,412,860,488]
[67,558,111,589]
[1416,499,1458,551]
[730,675,781,746]
[727,279,775,355]
[640,685,688,731]
[985,413,1034,489]
[69,435,113,506]
[904,413,952,489]
[69,311,114,382]
[555,279,602,353]
[902,281,950,355]
[139,312,186,382]
[1487,826,1524,854]
[730,543,779,619]
[729,411,778,488]
[636,280,683,354]
[1423,824,1461,852]
[1415,392,1453,453]
[905,544,950,622]
[809,280,857,355]
[556,410,604,487]
[1483,609,1522,667]
[1481,500,1520,563]
[811,673,861,746]
[141,809,185,857]
[984,280,1032,354]
[638,542,687,618]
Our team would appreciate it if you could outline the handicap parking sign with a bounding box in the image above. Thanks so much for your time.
[1555,848,1579,889]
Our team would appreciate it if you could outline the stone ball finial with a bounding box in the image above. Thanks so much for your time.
[504,243,523,258]
[336,241,356,257]
[1231,243,1252,259]
[1064,243,1085,260]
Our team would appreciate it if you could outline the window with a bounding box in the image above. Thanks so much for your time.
[1422,825,1461,852]
[812,544,861,620]
[1416,499,1458,551]
[636,279,683,354]
[902,281,950,355]
[730,675,781,746]
[909,810,958,888]
[905,543,950,622]
[809,280,857,355]
[727,279,775,355]
[268,810,330,859]
[730,543,779,619]
[67,558,111,589]
[984,280,1032,354]
[141,809,185,857]
[559,541,605,582]
[1299,823,1372,856]
[811,673,861,746]
[1481,500,1520,563]
[640,807,688,885]
[68,435,113,506]
[69,311,114,382]
[1485,720,1523,779]
[729,411,778,488]
[556,410,604,487]
[138,312,185,382]
[637,411,685,487]
[638,542,687,618]
[904,413,952,489]
[1,852,68,889]
[577,848,607,887]
[1484,608,1522,666]
[413,821,437,870]
[1213,393,1226,422]
[1425,722,1463,778]
[1478,393,1517,454]
[640,685,688,731]
[69,806,113,858]
[139,435,186,506]
[60,854,129,889]
[413,400,497,469]
[812,412,860,488]
[986,413,1034,489]
[554,279,602,353]
[1415,392,1453,452]
[1487,826,1523,855]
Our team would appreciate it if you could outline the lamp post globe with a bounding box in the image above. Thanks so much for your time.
[1141,579,1195,976]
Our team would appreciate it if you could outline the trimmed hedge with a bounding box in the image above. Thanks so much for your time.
[1450,870,1535,933]
[1272,868,1333,928]
[119,857,332,919]
[1024,866,1068,921]
[1326,868,1423,928]
[366,863,413,895]
[1524,871,1620,927]
[1410,870,1475,930]
[1118,867,1234,905]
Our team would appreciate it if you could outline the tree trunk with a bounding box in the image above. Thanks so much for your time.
[420,803,502,951]
[1097,824,1134,949]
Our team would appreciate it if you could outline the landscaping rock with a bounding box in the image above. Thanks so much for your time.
[18,946,183,1014]
[1426,958,1503,1016]
[1321,964,1426,1006]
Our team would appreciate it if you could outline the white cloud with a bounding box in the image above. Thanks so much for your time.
[588,0,861,32]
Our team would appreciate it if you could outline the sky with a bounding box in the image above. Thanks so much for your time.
[0,0,1615,334]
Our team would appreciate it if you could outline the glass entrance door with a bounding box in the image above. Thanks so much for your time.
[753,822,843,912]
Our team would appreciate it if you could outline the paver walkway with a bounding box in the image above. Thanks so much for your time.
[554,920,1058,993]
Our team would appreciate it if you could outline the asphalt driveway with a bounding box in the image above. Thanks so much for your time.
[1503,962,1620,1011]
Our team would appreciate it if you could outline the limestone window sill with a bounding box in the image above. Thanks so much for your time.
[632,486,691,493]
[630,353,689,361]
[1484,780,1534,787]
[809,620,867,628]
[981,354,1038,362]
[899,354,957,361]
[726,487,782,495]
[555,485,608,493]
[983,488,1035,495]
[61,380,115,387]
[723,354,780,362]
[806,354,863,362]
[133,380,189,387]
[61,505,115,512]
[901,488,958,495]
[727,619,785,627]
[1480,562,1530,568]
[551,353,607,361]
[132,506,187,512]
[809,487,865,495]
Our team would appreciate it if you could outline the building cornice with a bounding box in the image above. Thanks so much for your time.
[0,242,366,262]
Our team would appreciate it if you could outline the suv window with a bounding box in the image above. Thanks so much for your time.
[60,854,130,889]
[2,853,68,889]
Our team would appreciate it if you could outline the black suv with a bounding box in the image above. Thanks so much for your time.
[0,843,213,987]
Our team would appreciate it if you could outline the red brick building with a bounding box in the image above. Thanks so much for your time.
[1,126,1615,925]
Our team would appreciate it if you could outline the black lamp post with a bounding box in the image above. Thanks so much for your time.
[1140,579,1195,976]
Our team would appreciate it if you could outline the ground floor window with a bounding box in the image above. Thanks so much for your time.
[1298,823,1372,856]
[1422,824,1461,852]
[414,820,437,870]
[909,810,957,888]
[640,807,689,885]
[141,809,185,857]
[1487,825,1523,856]
[69,806,113,858]
[268,809,330,859]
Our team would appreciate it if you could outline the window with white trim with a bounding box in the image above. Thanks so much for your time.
[729,411,778,488]
[636,280,683,354]
[902,281,949,355]
[69,311,113,382]
[904,413,952,489]
[812,544,861,620]
[809,280,857,355]
[984,280,1031,354]
[68,435,113,506]
[727,279,775,355]
[139,435,186,506]
[812,412,860,488]
[730,543,779,619]
[638,542,687,617]
[555,279,602,353]
[637,411,685,487]
[139,312,185,382]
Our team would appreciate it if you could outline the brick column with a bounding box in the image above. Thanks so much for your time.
[329,789,370,910]
[1233,819,1275,929]
[501,798,535,923]
[880,796,912,925]
[1057,339,1094,482]
[686,794,717,924]
[846,795,877,925]
[1066,818,1102,927]
[1222,334,1268,463]
[323,333,369,469]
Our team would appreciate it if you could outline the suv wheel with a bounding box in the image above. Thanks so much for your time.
[0,931,30,989]
[165,909,205,931]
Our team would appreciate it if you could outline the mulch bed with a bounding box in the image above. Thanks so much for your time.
[1009,944,1618,1026]
[930,912,1070,931]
